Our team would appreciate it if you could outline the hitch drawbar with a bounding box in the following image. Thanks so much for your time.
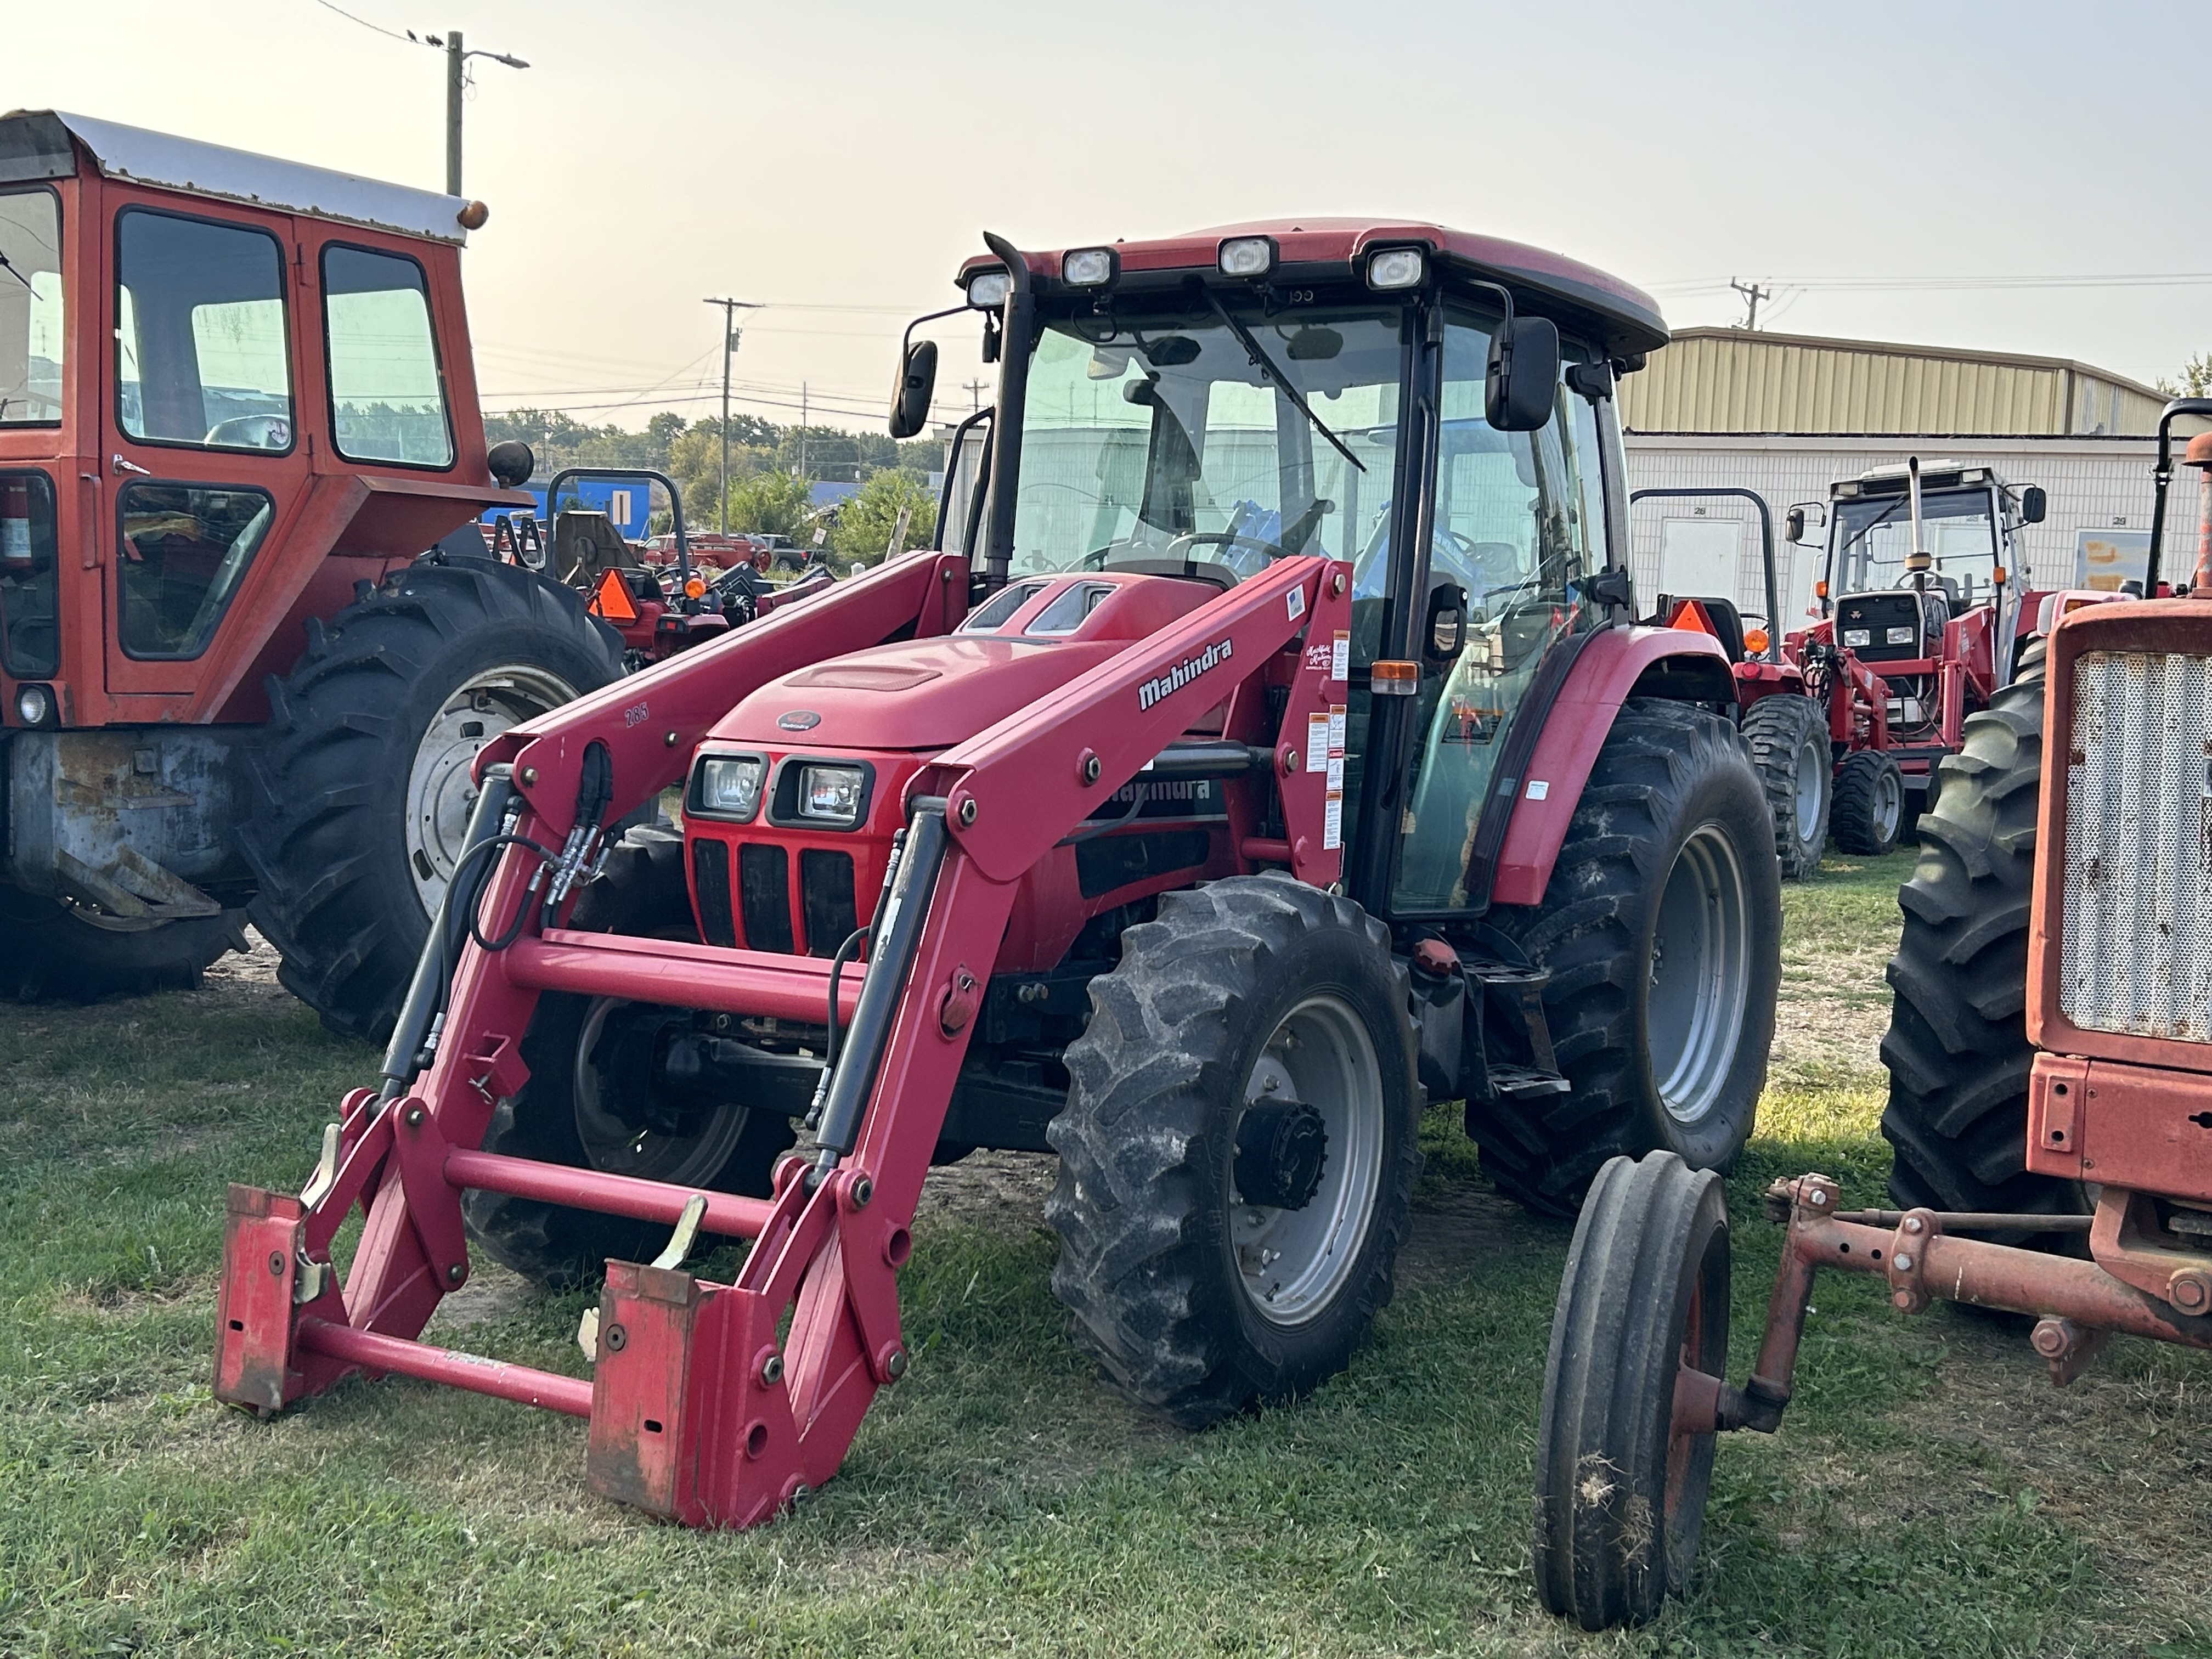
[208,548,1352,1526]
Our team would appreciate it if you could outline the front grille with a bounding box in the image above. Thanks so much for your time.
[2061,648,2212,1042]
[799,849,859,957]
[738,843,794,953]
[691,838,737,948]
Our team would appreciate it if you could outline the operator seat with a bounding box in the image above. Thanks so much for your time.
[552,510,641,589]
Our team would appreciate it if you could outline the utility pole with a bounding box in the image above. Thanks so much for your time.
[437,29,529,198]
[1729,278,1772,331]
[964,378,987,413]
[702,297,758,533]
[799,383,808,479]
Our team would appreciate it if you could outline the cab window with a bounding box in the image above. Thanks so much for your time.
[323,244,454,467]
[116,482,274,658]
[1391,311,1595,913]
[0,189,64,426]
[116,209,294,453]
[0,471,59,676]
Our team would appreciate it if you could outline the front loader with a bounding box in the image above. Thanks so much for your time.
[213,221,1784,1523]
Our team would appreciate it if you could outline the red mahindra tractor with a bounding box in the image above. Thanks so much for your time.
[1782,457,2051,856]
[1532,431,2212,1630]
[0,110,640,1034]
[211,220,1786,1525]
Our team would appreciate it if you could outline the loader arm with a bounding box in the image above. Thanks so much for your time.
[213,549,1353,1528]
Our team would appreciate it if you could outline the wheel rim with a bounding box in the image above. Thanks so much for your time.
[1647,825,1753,1125]
[404,663,580,918]
[1229,993,1384,1325]
[1873,767,1903,842]
[1792,737,1826,845]
[571,997,754,1184]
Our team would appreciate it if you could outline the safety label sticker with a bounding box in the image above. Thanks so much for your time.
[1321,702,1347,851]
[1286,584,1306,621]
[1305,712,1331,775]
[1330,630,1349,682]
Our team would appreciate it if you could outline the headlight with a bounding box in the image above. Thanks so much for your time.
[1886,625,1916,646]
[1365,247,1426,290]
[1216,235,1276,278]
[1061,247,1115,286]
[14,682,55,726]
[966,268,1011,309]
[698,755,765,819]
[1842,628,1871,648]
[798,764,867,825]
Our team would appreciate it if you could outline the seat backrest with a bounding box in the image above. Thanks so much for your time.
[551,510,637,586]
[1647,592,1747,663]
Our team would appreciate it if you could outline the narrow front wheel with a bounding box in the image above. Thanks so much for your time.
[1534,1151,1730,1629]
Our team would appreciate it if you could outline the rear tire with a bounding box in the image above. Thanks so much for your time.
[1740,692,1830,879]
[239,555,622,1041]
[1045,874,1424,1429]
[462,828,797,1287]
[1535,1150,1730,1629]
[1474,699,1782,1216]
[0,881,249,1001]
[1879,653,2081,1239]
[1831,749,1904,856]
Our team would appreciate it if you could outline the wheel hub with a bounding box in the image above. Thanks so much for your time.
[573,998,754,1184]
[404,664,580,918]
[1233,1097,1329,1210]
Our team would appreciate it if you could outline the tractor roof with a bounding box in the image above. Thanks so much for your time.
[957,218,1669,358]
[0,109,479,245]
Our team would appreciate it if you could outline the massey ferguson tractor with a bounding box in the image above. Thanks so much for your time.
[1784,457,2050,855]
[210,221,1785,1525]
[1533,432,2212,1630]
[0,110,713,1036]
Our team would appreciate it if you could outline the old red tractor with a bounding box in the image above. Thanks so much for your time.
[1533,431,2212,1629]
[211,219,1786,1525]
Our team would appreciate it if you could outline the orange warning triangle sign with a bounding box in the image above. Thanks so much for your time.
[1667,598,1715,636]
[589,567,639,624]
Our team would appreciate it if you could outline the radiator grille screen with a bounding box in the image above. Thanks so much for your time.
[2061,648,2212,1042]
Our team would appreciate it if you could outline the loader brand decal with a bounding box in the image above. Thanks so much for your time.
[1136,638,1233,712]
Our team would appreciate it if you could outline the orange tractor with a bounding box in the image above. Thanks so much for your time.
[1535,428,2212,1628]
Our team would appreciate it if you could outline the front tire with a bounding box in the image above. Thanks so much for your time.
[239,556,623,1040]
[0,881,249,1001]
[1535,1151,1730,1629]
[1045,874,1423,1429]
[1474,699,1782,1216]
[1831,749,1905,856]
[1740,692,1830,879]
[462,828,797,1287]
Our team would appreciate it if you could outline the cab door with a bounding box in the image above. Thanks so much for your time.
[99,193,311,703]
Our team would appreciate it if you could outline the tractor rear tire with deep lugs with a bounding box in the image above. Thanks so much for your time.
[239,556,622,1041]
[1473,698,1781,1217]
[1879,653,2080,1238]
[1045,873,1424,1429]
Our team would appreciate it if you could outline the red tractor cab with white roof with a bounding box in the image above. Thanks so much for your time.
[212,218,1785,1529]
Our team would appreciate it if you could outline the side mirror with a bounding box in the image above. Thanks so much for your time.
[889,338,939,439]
[1486,315,1559,432]
[2020,484,2047,525]
[1784,507,1806,545]
[487,439,534,489]
[1424,583,1468,663]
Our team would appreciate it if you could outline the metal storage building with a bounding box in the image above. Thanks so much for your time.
[1620,328,2200,632]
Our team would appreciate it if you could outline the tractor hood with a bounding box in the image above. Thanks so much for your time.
[704,571,1222,752]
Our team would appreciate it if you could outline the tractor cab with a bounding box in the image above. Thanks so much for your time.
[1822,458,2044,681]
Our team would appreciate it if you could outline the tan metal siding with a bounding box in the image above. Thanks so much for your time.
[1620,328,2155,437]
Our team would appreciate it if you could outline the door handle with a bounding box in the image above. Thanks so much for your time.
[111,454,151,477]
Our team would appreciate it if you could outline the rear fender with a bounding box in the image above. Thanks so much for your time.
[1489,627,1733,907]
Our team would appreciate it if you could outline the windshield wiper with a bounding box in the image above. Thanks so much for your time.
[1202,291,1364,475]
[1838,495,1908,557]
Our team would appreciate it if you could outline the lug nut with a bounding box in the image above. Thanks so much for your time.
[957,797,978,827]
[850,1176,873,1210]
[761,1352,785,1385]
[885,1346,907,1381]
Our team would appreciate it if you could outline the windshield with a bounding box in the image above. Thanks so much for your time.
[1832,488,2002,607]
[1008,304,1408,582]
[0,189,64,426]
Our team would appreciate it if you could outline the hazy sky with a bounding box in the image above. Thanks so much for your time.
[10,0,2202,436]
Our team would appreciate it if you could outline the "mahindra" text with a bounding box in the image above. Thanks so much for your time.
[1137,639,1233,712]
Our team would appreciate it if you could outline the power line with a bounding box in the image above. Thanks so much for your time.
[307,0,429,48]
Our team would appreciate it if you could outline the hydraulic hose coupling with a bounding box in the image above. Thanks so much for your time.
[544,741,617,922]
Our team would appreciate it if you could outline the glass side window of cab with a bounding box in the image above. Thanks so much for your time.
[0,471,60,678]
[1390,312,1602,913]
[0,188,65,427]
[115,208,294,453]
[323,244,454,467]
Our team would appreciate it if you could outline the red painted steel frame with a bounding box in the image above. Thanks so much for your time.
[212,550,1348,1526]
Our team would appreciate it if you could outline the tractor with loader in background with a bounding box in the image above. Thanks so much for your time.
[0,111,765,1036]
[211,219,1785,1525]
[1533,424,2212,1630]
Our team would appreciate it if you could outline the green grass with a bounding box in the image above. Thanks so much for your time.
[1,854,2208,1656]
